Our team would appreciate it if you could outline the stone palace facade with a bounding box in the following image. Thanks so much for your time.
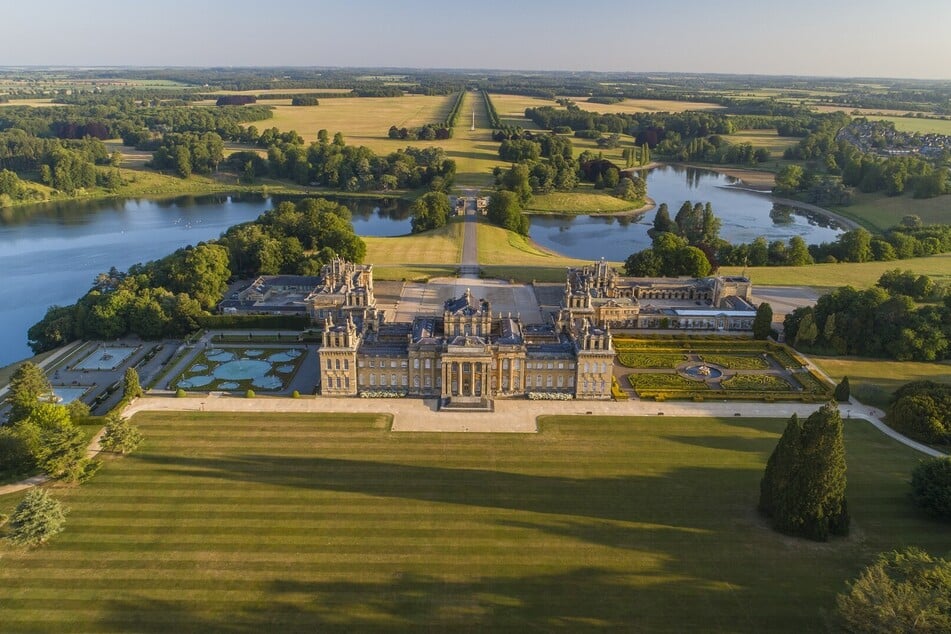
[222,258,758,405]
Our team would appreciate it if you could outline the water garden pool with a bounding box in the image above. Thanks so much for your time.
[73,346,137,371]
[175,348,305,391]
[50,387,88,404]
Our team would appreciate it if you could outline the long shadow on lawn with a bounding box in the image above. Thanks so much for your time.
[131,452,757,529]
[97,567,738,633]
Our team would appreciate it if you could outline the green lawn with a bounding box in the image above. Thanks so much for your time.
[864,115,951,135]
[810,355,951,407]
[525,190,642,214]
[476,222,595,281]
[0,412,947,632]
[363,220,464,266]
[831,190,951,233]
[720,253,951,288]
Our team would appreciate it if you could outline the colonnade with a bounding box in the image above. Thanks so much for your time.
[441,359,489,398]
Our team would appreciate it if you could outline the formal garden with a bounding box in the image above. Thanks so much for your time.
[615,337,832,401]
[172,347,305,393]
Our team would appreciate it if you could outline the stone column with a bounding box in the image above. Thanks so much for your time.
[498,360,503,392]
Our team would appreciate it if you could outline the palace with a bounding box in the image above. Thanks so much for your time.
[223,258,757,405]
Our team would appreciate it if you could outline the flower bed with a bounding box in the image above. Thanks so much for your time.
[721,374,793,391]
[630,373,709,392]
[792,369,832,396]
[611,376,629,400]
[359,390,407,398]
[527,392,573,400]
[617,353,686,369]
[700,354,769,370]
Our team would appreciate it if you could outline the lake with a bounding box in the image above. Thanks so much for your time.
[528,165,845,261]
[0,169,845,367]
[0,195,412,367]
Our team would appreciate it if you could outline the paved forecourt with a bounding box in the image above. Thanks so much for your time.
[126,395,836,433]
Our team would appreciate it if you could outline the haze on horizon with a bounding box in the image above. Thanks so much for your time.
[7,0,951,81]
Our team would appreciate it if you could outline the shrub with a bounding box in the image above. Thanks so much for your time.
[834,376,851,402]
[910,457,951,521]
[722,375,793,392]
[292,390,301,399]
[175,388,186,398]
[246,389,255,399]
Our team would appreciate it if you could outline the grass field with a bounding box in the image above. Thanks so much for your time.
[810,356,951,407]
[720,253,951,288]
[248,91,503,189]
[561,97,724,115]
[727,130,801,157]
[831,190,951,232]
[0,412,946,632]
[363,220,464,266]
[262,95,453,145]
[476,222,592,281]
[525,190,642,214]
[863,115,951,135]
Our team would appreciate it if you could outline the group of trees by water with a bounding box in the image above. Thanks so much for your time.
[488,130,646,233]
[230,132,456,194]
[27,197,365,353]
[630,199,951,276]
[0,129,122,198]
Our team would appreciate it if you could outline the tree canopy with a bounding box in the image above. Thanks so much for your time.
[6,488,68,547]
[410,191,450,234]
[7,362,52,423]
[759,403,849,541]
[834,547,951,633]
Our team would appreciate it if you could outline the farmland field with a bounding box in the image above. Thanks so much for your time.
[560,96,724,114]
[0,412,946,633]
[832,190,951,232]
[248,91,504,188]
[863,115,951,135]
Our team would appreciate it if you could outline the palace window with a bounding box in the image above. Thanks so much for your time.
[503,359,509,370]
[370,374,375,386]
[425,358,432,369]
[344,359,349,370]
[380,374,387,386]
[391,374,397,386]
[515,359,521,370]
[358,360,365,368]
[401,360,407,369]
[402,375,407,386]
[369,360,375,368]
[336,377,341,389]
[568,376,575,387]
[413,359,419,370]
[526,375,532,387]
[557,376,564,387]
[547,362,554,370]
[326,359,332,370]
[547,375,553,388]
[558,362,564,369]
[391,361,397,369]
[335,359,341,370]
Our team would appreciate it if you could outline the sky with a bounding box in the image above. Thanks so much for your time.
[5,0,951,80]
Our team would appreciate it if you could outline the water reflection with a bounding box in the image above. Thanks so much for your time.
[0,194,412,365]
[528,165,845,261]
